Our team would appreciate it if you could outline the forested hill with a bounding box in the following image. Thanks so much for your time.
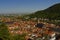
[28,3,60,20]
[44,3,60,13]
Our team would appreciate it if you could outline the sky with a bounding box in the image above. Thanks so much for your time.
[0,0,60,14]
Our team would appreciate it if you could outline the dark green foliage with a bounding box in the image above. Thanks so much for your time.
[28,3,60,20]
[44,3,60,13]
[13,34,26,40]
[0,23,10,40]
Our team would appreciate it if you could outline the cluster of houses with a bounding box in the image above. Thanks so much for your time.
[0,16,60,40]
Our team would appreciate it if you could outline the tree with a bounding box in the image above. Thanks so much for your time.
[0,22,10,40]
[13,34,26,40]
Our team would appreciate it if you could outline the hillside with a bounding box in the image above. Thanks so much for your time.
[28,3,60,20]
[44,3,60,13]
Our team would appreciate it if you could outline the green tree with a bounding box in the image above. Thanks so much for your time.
[0,23,10,40]
[13,34,26,40]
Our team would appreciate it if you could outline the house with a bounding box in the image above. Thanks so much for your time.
[35,23,44,28]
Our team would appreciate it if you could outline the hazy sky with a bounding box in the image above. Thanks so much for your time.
[0,0,60,14]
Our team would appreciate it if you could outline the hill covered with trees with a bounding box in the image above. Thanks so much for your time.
[28,3,60,20]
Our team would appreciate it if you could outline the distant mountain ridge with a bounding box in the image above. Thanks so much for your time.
[28,3,60,20]
[44,3,60,13]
